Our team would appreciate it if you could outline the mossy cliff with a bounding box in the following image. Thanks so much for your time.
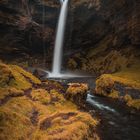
[0,62,99,140]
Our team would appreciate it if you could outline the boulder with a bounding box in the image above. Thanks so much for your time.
[66,83,89,106]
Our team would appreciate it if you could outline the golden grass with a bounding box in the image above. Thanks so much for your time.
[113,60,140,83]
[0,87,24,100]
[66,83,89,95]
[127,99,140,110]
[0,62,99,140]
[96,73,140,92]
[9,65,41,85]
[108,90,119,99]
[0,97,34,140]
[0,62,41,90]
[0,91,99,140]
[0,63,12,87]
[33,109,98,140]
[31,88,99,140]
[95,60,140,110]
[31,89,51,104]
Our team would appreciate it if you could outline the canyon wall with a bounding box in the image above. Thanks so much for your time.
[0,0,60,66]
[66,0,140,75]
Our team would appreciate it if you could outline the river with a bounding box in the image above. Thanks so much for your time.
[50,77,140,140]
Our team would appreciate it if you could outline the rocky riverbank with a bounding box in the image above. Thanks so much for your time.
[0,62,99,140]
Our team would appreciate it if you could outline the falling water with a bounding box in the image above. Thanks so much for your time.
[49,0,69,77]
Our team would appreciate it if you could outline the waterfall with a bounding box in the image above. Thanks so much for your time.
[49,0,69,77]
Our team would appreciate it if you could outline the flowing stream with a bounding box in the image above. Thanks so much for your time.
[43,0,140,139]
[51,77,140,140]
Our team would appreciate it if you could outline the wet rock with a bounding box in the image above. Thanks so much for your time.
[32,68,47,80]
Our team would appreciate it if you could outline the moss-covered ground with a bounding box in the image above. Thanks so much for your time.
[95,60,140,110]
[0,62,99,140]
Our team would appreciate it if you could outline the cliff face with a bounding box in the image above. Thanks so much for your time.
[0,0,60,65]
[69,0,139,48]
[0,0,140,73]
[66,0,140,75]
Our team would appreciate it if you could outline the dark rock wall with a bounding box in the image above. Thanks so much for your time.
[69,0,140,48]
[0,0,60,64]
[65,0,140,74]
[0,0,139,72]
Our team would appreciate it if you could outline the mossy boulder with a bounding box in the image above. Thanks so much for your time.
[95,74,140,110]
[66,83,89,106]
[95,75,114,96]
[0,63,41,90]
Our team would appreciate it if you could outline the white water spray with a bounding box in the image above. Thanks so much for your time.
[49,0,69,77]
